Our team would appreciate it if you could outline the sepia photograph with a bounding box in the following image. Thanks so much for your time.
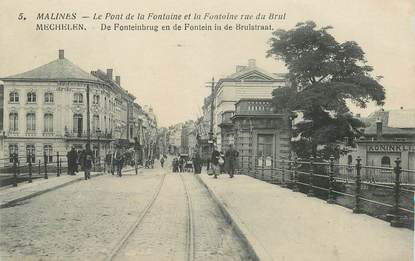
[0,0,414,260]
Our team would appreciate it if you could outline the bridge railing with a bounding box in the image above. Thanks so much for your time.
[237,155,414,229]
[0,153,105,187]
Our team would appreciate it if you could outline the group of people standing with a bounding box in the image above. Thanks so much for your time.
[66,145,126,180]
[210,144,239,179]
[171,152,202,174]
[67,144,95,180]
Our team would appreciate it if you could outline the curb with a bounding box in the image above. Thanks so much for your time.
[0,172,103,208]
[195,174,274,261]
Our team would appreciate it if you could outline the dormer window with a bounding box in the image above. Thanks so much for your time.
[44,92,54,103]
[9,91,19,103]
[27,91,36,103]
[73,93,83,104]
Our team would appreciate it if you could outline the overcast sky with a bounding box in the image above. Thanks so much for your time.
[1,0,414,127]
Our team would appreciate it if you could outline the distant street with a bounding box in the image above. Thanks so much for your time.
[0,165,250,261]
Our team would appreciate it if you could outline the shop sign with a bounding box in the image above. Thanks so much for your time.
[367,144,415,153]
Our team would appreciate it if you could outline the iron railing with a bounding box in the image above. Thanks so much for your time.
[237,155,414,228]
[0,153,105,187]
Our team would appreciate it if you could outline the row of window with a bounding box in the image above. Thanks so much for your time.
[9,113,53,132]
[10,91,54,103]
[9,144,53,163]
[9,112,117,133]
[10,91,119,112]
[73,114,113,133]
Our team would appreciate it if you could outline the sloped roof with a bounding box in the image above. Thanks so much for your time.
[364,109,415,136]
[3,57,99,82]
[226,66,285,81]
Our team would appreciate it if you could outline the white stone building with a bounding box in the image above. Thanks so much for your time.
[211,59,288,150]
[0,50,146,166]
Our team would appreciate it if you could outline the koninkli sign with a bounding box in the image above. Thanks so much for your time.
[367,143,415,153]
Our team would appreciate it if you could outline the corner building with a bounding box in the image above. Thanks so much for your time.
[0,50,136,166]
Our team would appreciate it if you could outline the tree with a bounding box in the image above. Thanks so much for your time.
[267,21,385,159]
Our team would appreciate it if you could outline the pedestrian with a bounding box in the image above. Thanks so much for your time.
[219,151,225,174]
[225,144,239,178]
[105,152,112,174]
[67,146,78,175]
[172,157,178,172]
[211,146,221,178]
[160,157,165,168]
[192,151,202,174]
[81,144,94,180]
[113,147,124,177]
[78,149,85,172]
[179,157,185,173]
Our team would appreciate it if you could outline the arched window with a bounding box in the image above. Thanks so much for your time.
[9,91,19,102]
[44,113,53,132]
[73,93,83,104]
[44,145,53,163]
[92,114,99,132]
[44,92,54,103]
[27,91,36,103]
[73,114,83,137]
[9,113,18,131]
[26,144,36,163]
[9,144,18,163]
[347,155,353,165]
[381,156,391,167]
[26,113,36,131]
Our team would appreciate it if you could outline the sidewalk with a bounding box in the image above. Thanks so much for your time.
[197,173,413,261]
[0,172,103,208]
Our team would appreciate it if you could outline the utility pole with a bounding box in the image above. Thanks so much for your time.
[208,77,215,144]
[86,84,91,147]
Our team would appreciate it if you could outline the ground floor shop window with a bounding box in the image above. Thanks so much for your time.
[26,144,36,163]
[257,134,273,167]
[257,134,273,157]
[9,144,18,163]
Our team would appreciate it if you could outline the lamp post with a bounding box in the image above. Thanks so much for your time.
[96,128,102,169]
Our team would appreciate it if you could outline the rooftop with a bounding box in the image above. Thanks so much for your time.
[2,50,100,82]
[364,108,415,136]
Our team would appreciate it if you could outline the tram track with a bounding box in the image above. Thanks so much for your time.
[179,173,196,261]
[105,170,167,261]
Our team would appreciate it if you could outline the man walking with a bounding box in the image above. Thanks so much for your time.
[67,146,78,175]
[225,144,239,178]
[160,157,165,168]
[82,144,94,180]
[211,146,221,179]
[105,152,112,174]
[113,147,123,177]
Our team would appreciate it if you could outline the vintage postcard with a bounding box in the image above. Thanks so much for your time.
[0,0,413,260]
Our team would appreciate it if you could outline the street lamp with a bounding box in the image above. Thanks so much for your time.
[96,128,102,169]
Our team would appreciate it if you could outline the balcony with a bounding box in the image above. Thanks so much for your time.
[64,130,113,140]
[218,111,235,128]
[25,130,37,137]
[235,99,274,115]
[7,130,19,137]
[42,131,55,137]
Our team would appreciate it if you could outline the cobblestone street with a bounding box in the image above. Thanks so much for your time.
[0,166,250,261]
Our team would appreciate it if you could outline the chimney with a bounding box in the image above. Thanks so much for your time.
[107,69,113,80]
[115,76,121,85]
[376,118,383,139]
[248,59,256,68]
[236,65,246,73]
[59,49,64,59]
